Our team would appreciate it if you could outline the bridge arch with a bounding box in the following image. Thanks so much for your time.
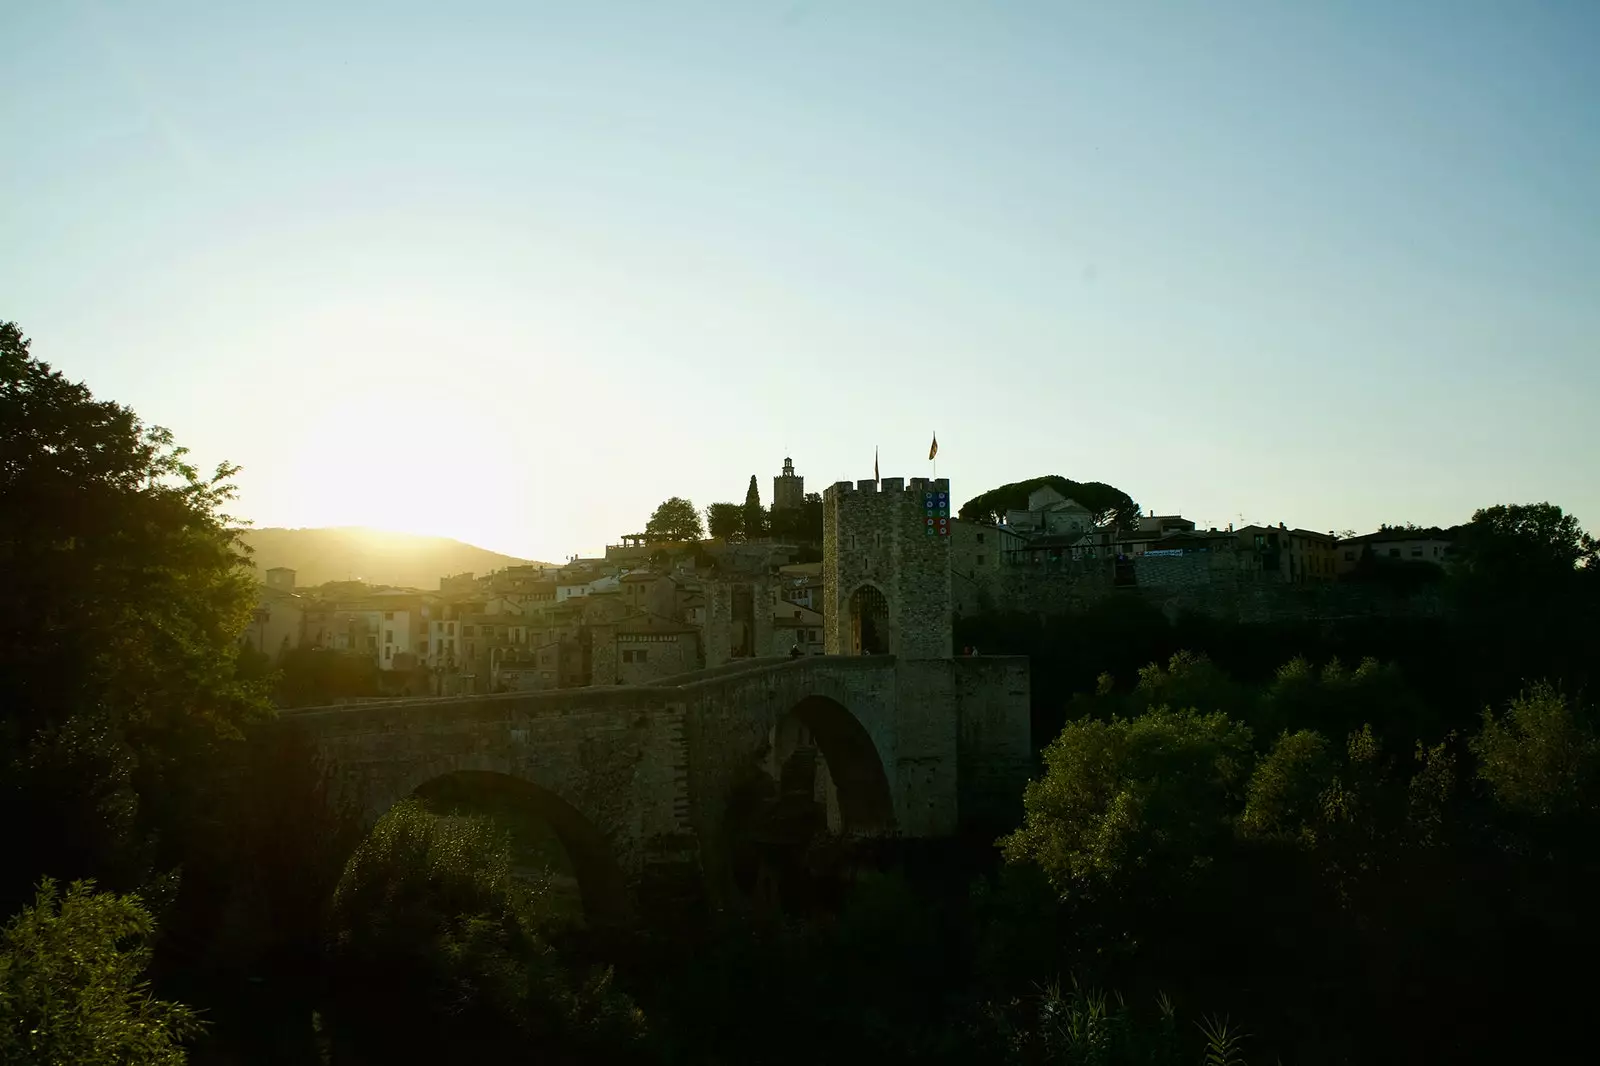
[778,693,894,833]
[373,767,630,925]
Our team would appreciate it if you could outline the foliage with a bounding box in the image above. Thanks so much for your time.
[1455,502,1597,582]
[769,490,824,544]
[643,496,703,543]
[1002,706,1253,901]
[705,501,744,541]
[272,645,383,708]
[1469,683,1597,818]
[1238,730,1336,843]
[0,879,203,1065]
[742,475,766,539]
[328,799,645,1061]
[0,319,268,911]
[959,474,1141,529]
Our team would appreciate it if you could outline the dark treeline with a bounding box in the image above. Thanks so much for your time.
[4,316,1599,1065]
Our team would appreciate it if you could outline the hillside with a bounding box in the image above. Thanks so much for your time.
[238,527,545,590]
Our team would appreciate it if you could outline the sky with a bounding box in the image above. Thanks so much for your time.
[4,1,1597,562]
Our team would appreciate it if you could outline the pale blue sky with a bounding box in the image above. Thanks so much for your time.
[4,1,1597,561]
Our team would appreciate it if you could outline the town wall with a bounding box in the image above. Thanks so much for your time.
[972,556,1446,624]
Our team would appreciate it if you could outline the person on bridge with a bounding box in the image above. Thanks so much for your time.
[790,642,804,659]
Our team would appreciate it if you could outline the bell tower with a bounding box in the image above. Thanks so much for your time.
[773,456,805,512]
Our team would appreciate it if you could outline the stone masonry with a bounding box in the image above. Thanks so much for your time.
[284,473,1029,922]
[822,476,954,660]
[284,653,1030,920]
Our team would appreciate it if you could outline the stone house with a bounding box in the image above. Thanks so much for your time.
[1235,524,1339,583]
[1004,486,1097,537]
[1337,529,1454,574]
[776,561,823,611]
[771,602,825,657]
[589,612,701,685]
[620,571,678,616]
[243,582,304,661]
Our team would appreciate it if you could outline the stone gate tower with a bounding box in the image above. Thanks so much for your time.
[822,476,953,660]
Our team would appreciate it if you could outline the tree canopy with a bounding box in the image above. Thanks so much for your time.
[0,320,266,910]
[705,502,743,541]
[643,497,703,543]
[958,475,1140,528]
[0,879,202,1065]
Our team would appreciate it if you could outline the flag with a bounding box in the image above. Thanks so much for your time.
[928,433,938,461]
[874,447,879,484]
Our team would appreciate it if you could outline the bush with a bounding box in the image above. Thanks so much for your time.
[0,879,202,1066]
[327,800,645,1062]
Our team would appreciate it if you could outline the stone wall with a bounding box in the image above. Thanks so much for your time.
[282,686,692,921]
[974,556,1445,625]
[616,632,695,685]
[954,656,1032,831]
[823,477,953,660]
[285,652,1032,918]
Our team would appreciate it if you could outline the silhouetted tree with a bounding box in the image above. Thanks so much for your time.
[742,476,765,539]
[643,496,703,543]
[958,475,1140,529]
[705,502,743,541]
[0,319,267,912]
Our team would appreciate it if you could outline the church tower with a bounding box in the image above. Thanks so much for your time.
[773,456,805,512]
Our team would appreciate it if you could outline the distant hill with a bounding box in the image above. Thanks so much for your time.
[238,527,546,590]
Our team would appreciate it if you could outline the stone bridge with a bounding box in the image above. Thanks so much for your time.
[280,653,1030,922]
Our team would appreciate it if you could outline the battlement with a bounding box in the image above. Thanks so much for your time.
[824,477,950,499]
[822,473,954,660]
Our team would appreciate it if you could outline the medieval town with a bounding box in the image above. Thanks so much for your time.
[242,454,1455,699]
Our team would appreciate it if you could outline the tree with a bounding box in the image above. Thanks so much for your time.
[1469,683,1597,818]
[1455,503,1597,582]
[0,320,267,910]
[643,496,703,543]
[1001,706,1254,901]
[0,879,202,1065]
[1239,730,1337,842]
[705,502,743,542]
[958,475,1140,529]
[327,800,645,1061]
[742,475,766,540]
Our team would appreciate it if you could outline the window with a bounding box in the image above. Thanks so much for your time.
[1411,547,1423,558]
[976,532,985,544]
[384,611,394,620]
[384,646,392,660]
[447,622,455,635]
[436,639,443,654]
[976,554,985,566]
[385,629,393,643]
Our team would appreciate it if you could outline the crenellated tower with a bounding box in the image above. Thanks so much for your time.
[822,476,953,660]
